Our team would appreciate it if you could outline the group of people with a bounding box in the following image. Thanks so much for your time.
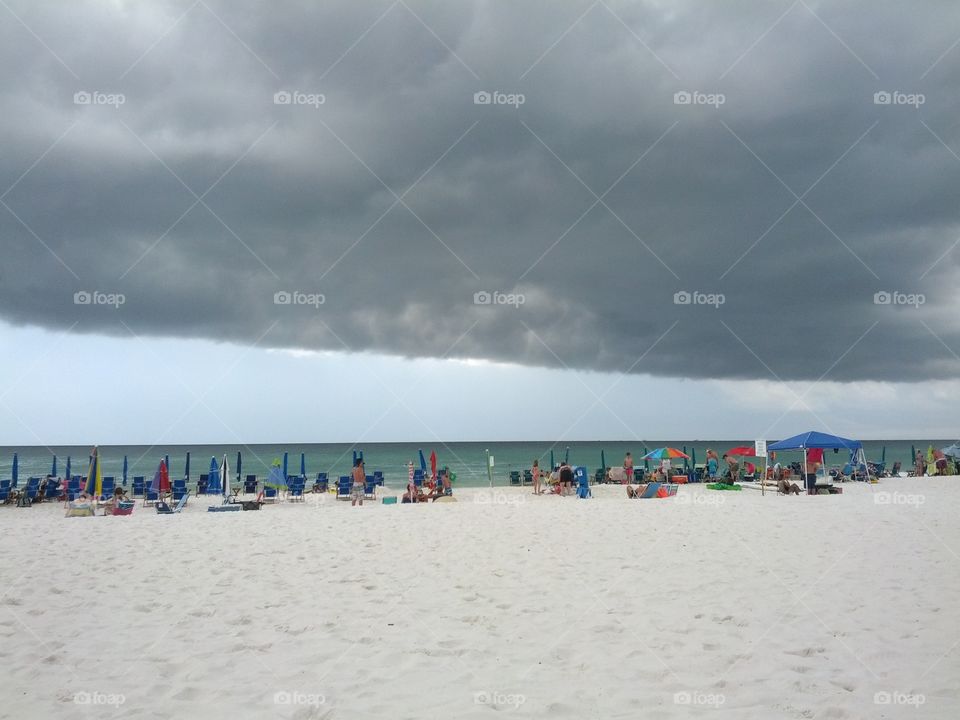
[528,458,576,495]
[400,461,453,503]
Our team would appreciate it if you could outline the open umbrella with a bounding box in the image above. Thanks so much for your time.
[429,450,437,481]
[122,455,128,486]
[725,446,758,457]
[643,447,690,460]
[941,443,960,458]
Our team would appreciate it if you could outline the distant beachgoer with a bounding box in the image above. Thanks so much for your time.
[351,458,365,507]
[915,451,925,477]
[777,475,802,495]
[706,450,719,480]
[626,483,650,498]
[407,461,414,485]
[559,462,573,496]
[623,453,634,484]
[722,454,739,484]
[532,460,541,495]
[805,460,821,494]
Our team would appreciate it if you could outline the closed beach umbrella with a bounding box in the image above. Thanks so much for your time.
[220,455,230,499]
[418,449,427,472]
[643,448,649,471]
[65,456,71,482]
[12,453,18,485]
[236,452,242,484]
[85,446,102,498]
[208,457,218,491]
[184,451,190,482]
[300,452,306,479]
[165,455,170,478]
[149,459,170,495]
[282,452,288,481]
[122,455,128,486]
[429,450,437,481]
[549,449,554,470]
[52,454,57,477]
[600,449,606,472]
[691,447,697,476]
[565,446,570,464]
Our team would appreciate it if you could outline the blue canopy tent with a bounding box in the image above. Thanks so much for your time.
[769,431,865,490]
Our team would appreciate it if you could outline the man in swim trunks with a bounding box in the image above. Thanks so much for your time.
[351,458,365,507]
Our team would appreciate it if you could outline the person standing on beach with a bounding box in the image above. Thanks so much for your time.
[915,451,925,477]
[623,453,634,484]
[351,458,365,507]
[706,450,719,480]
[532,459,541,495]
[559,461,573,496]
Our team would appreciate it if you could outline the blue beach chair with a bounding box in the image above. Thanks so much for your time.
[337,476,352,500]
[574,467,591,499]
[131,476,145,497]
[156,492,190,514]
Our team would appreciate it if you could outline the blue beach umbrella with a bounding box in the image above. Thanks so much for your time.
[51,455,57,477]
[236,452,242,484]
[122,455,128,486]
[184,452,190,482]
[282,452,288,481]
[208,457,218,492]
[12,453,18,485]
[418,449,426,472]
[300,452,306,479]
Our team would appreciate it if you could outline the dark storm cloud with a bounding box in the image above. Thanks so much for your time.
[1,0,959,381]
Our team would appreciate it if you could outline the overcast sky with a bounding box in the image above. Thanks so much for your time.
[1,0,958,444]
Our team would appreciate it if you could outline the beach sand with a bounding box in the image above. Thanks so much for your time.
[1,478,957,719]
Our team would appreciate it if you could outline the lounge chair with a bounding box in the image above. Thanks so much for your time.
[171,480,188,502]
[523,469,534,485]
[576,473,592,499]
[156,492,190,514]
[243,475,258,494]
[509,471,521,485]
[287,480,306,502]
[143,488,160,506]
[100,477,115,500]
[336,476,352,500]
[131,476,145,497]
[262,486,279,503]
[313,473,329,493]
[364,476,377,500]
[0,483,11,505]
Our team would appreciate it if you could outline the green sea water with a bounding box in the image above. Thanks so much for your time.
[0,440,952,487]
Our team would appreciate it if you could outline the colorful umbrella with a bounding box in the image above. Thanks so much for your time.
[150,459,170,495]
[642,447,690,460]
[725,446,758,457]
[429,450,437,481]
[85,447,102,497]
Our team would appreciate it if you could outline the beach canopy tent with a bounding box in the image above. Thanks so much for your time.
[769,431,866,482]
[940,443,960,458]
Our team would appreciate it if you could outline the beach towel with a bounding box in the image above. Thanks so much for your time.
[706,483,742,491]
[65,503,94,517]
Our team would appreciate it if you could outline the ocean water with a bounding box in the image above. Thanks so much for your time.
[0,440,951,487]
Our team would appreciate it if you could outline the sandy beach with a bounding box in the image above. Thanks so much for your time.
[1,478,957,719]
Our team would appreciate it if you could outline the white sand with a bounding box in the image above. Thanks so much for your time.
[1,478,958,719]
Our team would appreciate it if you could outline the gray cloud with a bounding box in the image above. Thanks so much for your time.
[1,0,959,382]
